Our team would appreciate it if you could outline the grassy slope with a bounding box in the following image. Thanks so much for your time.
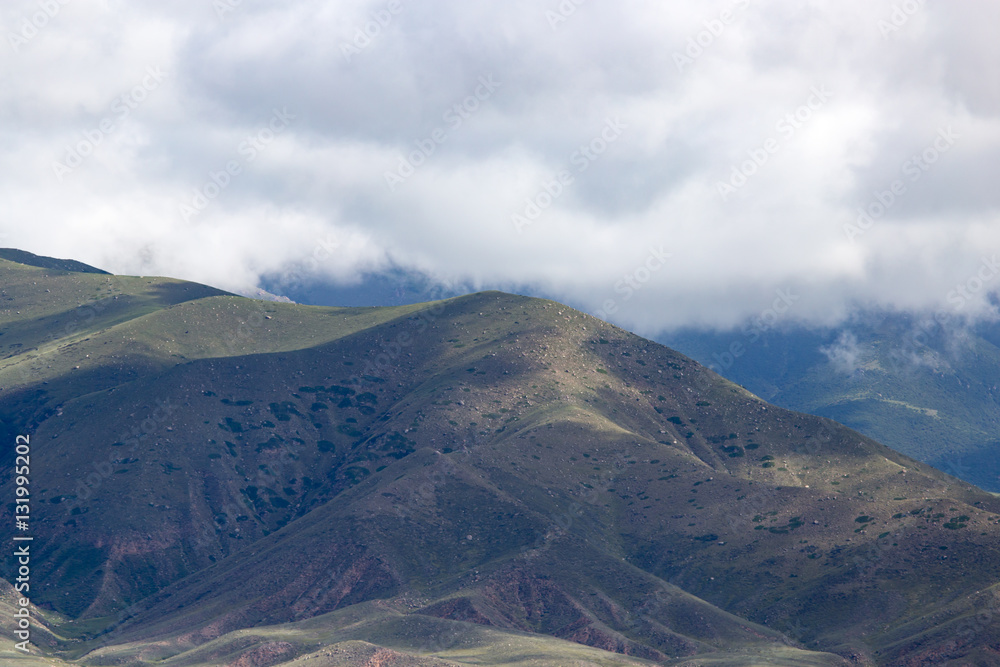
[0,248,110,275]
[9,291,812,662]
[80,601,850,667]
[1,257,999,665]
[660,316,1000,491]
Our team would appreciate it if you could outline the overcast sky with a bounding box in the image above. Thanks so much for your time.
[1,0,998,334]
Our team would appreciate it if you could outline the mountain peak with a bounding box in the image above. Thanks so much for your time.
[0,248,110,274]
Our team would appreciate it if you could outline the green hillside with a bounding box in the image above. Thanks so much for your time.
[2,254,1000,665]
[0,249,109,275]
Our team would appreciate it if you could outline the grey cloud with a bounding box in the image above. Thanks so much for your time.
[0,0,997,332]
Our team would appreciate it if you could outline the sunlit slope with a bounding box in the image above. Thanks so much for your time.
[77,600,851,667]
[0,249,110,275]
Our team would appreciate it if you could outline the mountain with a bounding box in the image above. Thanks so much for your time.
[660,311,1000,492]
[268,267,1000,495]
[3,252,1000,666]
[0,249,109,276]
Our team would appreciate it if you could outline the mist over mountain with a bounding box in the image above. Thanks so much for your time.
[258,265,470,309]
[257,267,1000,495]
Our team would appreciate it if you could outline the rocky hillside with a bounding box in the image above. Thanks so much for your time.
[2,253,999,665]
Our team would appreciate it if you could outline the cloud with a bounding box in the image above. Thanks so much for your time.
[1,0,998,333]
[820,331,863,375]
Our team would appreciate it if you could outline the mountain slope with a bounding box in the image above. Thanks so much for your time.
[0,249,109,275]
[660,313,1000,492]
[2,254,1000,665]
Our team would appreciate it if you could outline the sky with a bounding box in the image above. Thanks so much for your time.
[1,0,998,336]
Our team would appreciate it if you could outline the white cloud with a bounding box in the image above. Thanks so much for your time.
[1,0,998,333]
[820,331,863,375]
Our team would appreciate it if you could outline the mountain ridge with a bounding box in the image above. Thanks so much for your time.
[661,312,1000,492]
[1,251,999,665]
[0,248,110,276]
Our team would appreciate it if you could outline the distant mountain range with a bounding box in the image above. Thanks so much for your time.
[660,311,1000,493]
[3,251,1000,665]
